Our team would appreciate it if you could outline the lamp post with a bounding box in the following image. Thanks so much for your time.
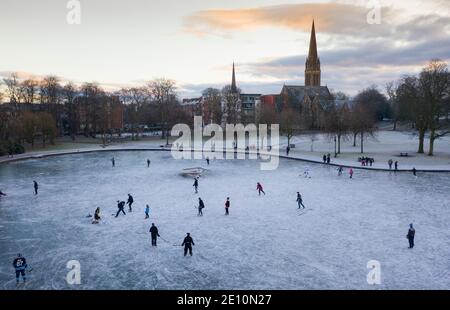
[334,136,337,158]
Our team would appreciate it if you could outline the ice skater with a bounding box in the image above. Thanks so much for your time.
[198,198,205,216]
[296,192,306,209]
[92,207,101,224]
[111,157,115,167]
[145,205,150,219]
[33,180,38,195]
[115,201,126,217]
[206,157,210,165]
[13,254,27,284]
[182,233,195,256]
[256,182,265,196]
[337,166,343,176]
[303,167,311,178]
[193,178,199,194]
[412,167,417,178]
[147,159,151,168]
[349,168,354,179]
[407,224,416,249]
[127,194,134,212]
[225,197,230,215]
[149,223,160,246]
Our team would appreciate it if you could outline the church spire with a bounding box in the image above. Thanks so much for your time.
[231,62,238,94]
[305,19,321,87]
[308,19,318,60]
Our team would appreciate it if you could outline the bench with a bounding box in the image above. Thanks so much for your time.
[400,152,409,157]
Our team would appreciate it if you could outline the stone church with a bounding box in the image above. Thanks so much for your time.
[280,20,334,129]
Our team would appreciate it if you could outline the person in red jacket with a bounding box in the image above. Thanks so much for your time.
[225,197,230,215]
[256,183,266,196]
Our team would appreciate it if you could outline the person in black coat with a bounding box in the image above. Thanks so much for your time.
[127,194,134,212]
[115,201,126,217]
[149,223,160,246]
[182,233,195,256]
[407,224,416,249]
[296,192,306,209]
[0,190,6,197]
[193,178,199,194]
[198,198,205,216]
[33,181,38,195]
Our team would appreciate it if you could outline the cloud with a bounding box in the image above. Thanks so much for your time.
[184,3,398,38]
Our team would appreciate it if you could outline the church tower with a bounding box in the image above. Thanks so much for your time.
[305,20,321,87]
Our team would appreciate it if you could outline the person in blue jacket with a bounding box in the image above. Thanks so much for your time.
[13,254,27,284]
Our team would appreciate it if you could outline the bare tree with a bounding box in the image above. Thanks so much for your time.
[3,73,21,105]
[325,101,351,155]
[147,78,177,144]
[349,96,377,154]
[419,59,450,156]
[279,106,300,147]
[63,82,78,140]
[202,88,222,125]
[20,79,39,104]
[221,85,241,125]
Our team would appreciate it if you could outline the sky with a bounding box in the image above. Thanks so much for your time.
[0,0,449,98]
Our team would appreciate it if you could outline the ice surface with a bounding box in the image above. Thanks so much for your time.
[0,151,449,289]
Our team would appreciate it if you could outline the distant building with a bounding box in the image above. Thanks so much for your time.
[278,20,334,129]
[240,93,261,124]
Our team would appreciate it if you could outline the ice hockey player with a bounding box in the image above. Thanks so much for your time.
[198,198,205,216]
[296,192,306,209]
[193,178,199,194]
[145,205,150,219]
[256,182,266,196]
[93,207,101,224]
[127,194,134,212]
[225,197,230,215]
[33,180,38,195]
[182,233,195,256]
[149,223,160,246]
[407,224,416,249]
[115,201,126,217]
[12,254,27,284]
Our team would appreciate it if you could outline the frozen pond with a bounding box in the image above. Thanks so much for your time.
[0,151,449,289]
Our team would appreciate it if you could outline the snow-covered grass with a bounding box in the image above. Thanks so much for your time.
[0,151,449,289]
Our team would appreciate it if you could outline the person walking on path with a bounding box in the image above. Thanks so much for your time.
[395,161,399,173]
[182,233,195,256]
[296,192,306,209]
[407,224,416,249]
[286,146,291,156]
[149,223,160,246]
[326,154,331,164]
[225,197,230,215]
